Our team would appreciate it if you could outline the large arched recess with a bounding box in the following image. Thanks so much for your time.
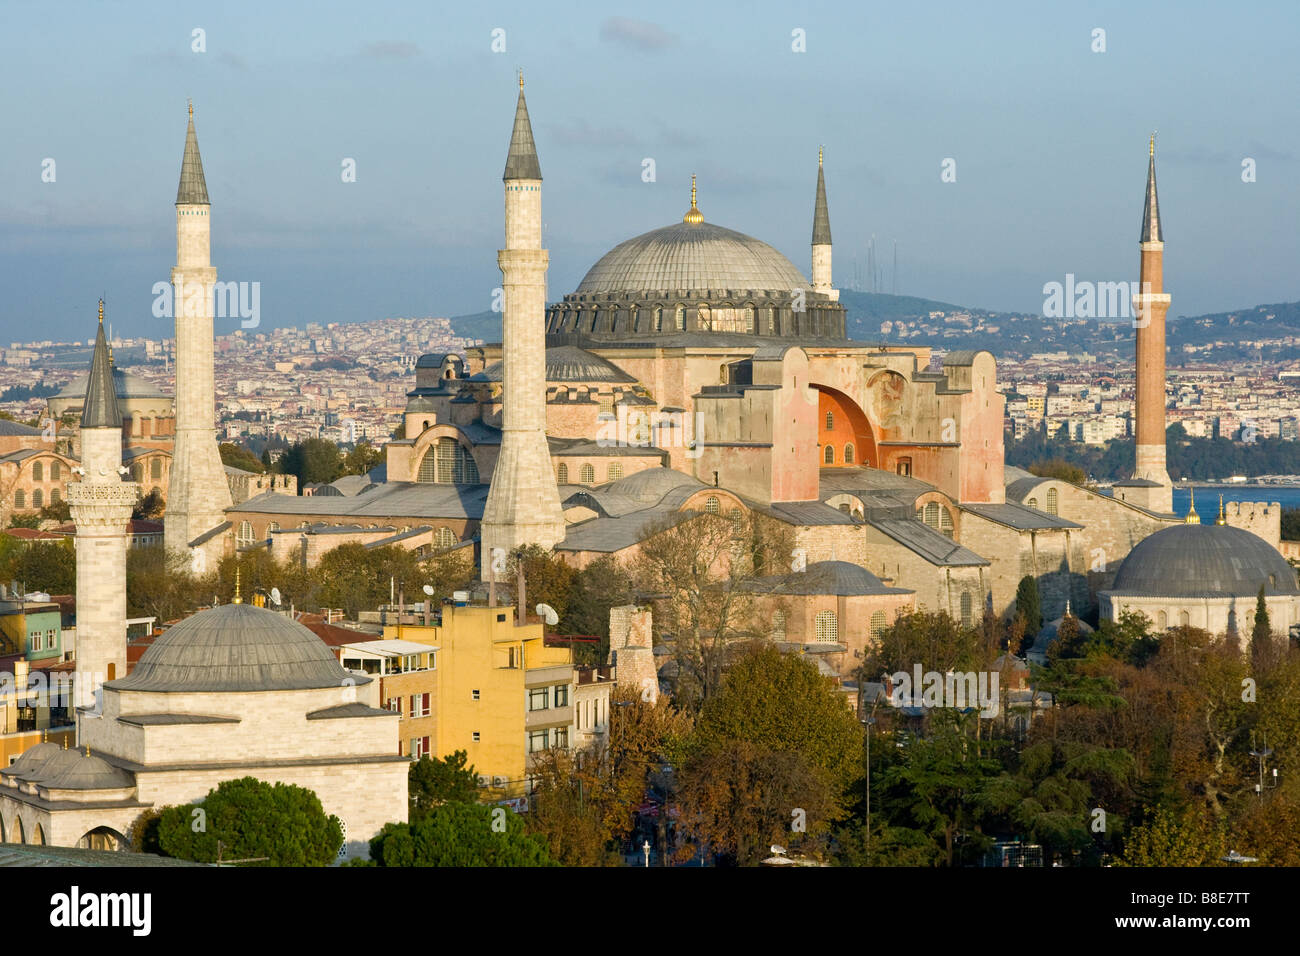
[813,384,878,468]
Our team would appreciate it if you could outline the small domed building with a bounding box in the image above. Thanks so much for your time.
[0,600,407,858]
[1098,516,1300,638]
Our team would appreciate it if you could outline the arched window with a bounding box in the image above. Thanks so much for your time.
[940,508,954,538]
[418,438,480,484]
[960,591,973,628]
[32,462,42,481]
[1157,610,1168,630]
[236,520,254,548]
[844,443,854,464]
[607,463,624,482]
[268,521,280,535]
[705,495,720,515]
[870,610,887,640]
[675,306,686,330]
[49,488,60,504]
[824,445,834,464]
[151,458,162,480]
[1179,610,1190,627]
[771,610,786,640]
[31,489,42,509]
[579,463,595,484]
[1046,487,1059,516]
[697,304,710,329]
[814,610,838,642]
[1027,497,1039,510]
[435,527,458,550]
[654,307,664,331]
[557,463,569,484]
[923,502,941,530]
[14,489,25,509]
[826,412,834,431]
[50,462,60,480]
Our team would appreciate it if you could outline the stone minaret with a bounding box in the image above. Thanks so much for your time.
[480,76,565,579]
[811,147,836,300]
[67,302,137,721]
[165,103,232,559]
[1129,135,1173,514]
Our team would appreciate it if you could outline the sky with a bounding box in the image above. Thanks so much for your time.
[1,0,1297,341]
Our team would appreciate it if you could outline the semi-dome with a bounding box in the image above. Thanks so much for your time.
[106,602,367,693]
[605,466,705,503]
[575,221,809,295]
[56,368,168,401]
[477,345,635,383]
[766,560,909,596]
[1110,524,1300,599]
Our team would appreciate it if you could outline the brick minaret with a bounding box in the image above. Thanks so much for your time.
[811,147,836,300]
[480,76,565,578]
[165,103,232,560]
[1128,135,1173,514]
[67,302,137,724]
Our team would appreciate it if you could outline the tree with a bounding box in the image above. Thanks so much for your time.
[1118,804,1225,867]
[524,749,621,866]
[4,540,75,594]
[506,544,576,623]
[1014,575,1042,652]
[1028,459,1087,486]
[38,499,71,523]
[366,802,556,866]
[409,751,479,813]
[693,643,862,788]
[341,441,383,477]
[561,555,634,665]
[219,442,266,474]
[156,776,343,866]
[1251,583,1271,651]
[132,487,165,520]
[126,547,211,622]
[631,510,794,709]
[279,437,342,487]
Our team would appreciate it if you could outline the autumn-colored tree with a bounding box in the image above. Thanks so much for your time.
[631,510,793,709]
[1118,804,1225,867]
[506,544,576,623]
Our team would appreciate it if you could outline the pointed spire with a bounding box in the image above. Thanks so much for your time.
[683,174,703,224]
[1185,486,1200,524]
[813,147,831,245]
[502,79,542,181]
[82,300,122,430]
[1217,493,1228,525]
[1140,132,1161,242]
[177,102,210,205]
[232,566,244,604]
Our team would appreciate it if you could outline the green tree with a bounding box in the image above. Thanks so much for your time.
[506,544,576,623]
[561,555,634,665]
[1028,459,1087,486]
[219,441,266,474]
[132,487,165,520]
[367,802,556,866]
[5,540,75,594]
[693,643,862,788]
[280,437,342,487]
[1014,575,1042,652]
[1251,583,1271,649]
[1118,804,1225,867]
[409,751,479,813]
[156,776,343,866]
[341,441,383,477]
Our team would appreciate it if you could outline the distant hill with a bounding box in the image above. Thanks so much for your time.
[448,310,499,344]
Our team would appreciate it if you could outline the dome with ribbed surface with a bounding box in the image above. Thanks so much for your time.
[106,603,367,693]
[1110,524,1299,598]
[575,221,808,294]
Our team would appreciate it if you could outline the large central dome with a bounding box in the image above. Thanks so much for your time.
[1110,524,1300,599]
[575,221,809,295]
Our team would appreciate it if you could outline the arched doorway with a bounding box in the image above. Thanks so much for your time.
[78,826,129,851]
[14,817,24,845]
[813,385,877,468]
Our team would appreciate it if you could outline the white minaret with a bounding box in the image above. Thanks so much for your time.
[811,147,836,301]
[480,76,565,579]
[66,301,137,725]
[165,102,232,561]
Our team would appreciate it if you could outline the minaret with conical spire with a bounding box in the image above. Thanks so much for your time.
[67,301,138,726]
[1128,133,1173,514]
[480,75,565,579]
[811,147,836,300]
[166,102,233,562]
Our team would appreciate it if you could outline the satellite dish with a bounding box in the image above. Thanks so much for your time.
[535,603,559,626]
[270,587,282,606]
[422,584,435,596]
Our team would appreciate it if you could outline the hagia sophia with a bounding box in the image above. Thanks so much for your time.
[3,81,1298,856]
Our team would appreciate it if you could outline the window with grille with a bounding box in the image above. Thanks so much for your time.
[814,610,838,642]
[236,521,254,548]
[654,307,663,331]
[50,462,60,480]
[960,592,973,628]
[1046,487,1058,516]
[32,489,43,508]
[435,526,458,550]
[557,463,568,483]
[870,610,887,640]
[151,458,162,480]
[844,443,854,464]
[826,412,834,431]
[418,438,479,483]
[49,488,60,504]
[923,502,941,529]
[675,306,686,330]
[705,495,720,514]
[940,508,954,538]
[14,490,24,509]
[32,462,42,481]
[607,463,623,482]
[771,611,787,640]
[580,463,595,484]
[1027,497,1038,510]
[824,445,834,464]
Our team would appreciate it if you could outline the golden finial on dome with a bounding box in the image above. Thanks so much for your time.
[1185,487,1200,524]
[683,174,703,224]
[1217,493,1227,525]
[233,566,243,604]
[85,745,90,757]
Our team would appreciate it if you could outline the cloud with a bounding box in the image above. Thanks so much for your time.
[547,119,642,148]
[599,17,677,52]
[361,41,420,59]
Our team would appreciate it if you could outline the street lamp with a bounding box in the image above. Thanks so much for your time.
[1248,733,1274,799]
[642,839,651,868]
[858,682,879,858]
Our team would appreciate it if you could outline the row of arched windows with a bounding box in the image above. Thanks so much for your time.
[12,488,60,510]
[1026,487,1059,516]
[822,444,855,465]
[557,462,624,485]
[919,502,955,538]
[29,461,61,482]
